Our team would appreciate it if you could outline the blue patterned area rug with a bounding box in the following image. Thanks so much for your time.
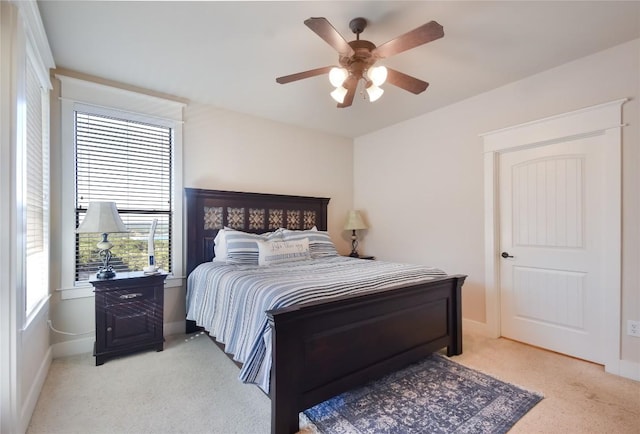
[303,353,543,434]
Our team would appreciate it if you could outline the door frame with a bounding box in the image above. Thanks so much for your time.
[481,99,626,375]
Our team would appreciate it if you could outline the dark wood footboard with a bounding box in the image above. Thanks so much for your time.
[267,274,466,434]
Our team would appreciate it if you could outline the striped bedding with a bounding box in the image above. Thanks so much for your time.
[186,256,446,392]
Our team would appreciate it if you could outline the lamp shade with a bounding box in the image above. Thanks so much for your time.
[76,202,128,234]
[344,210,368,231]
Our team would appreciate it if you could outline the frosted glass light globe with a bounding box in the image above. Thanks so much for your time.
[367,66,388,87]
[330,86,348,104]
[366,84,384,102]
[329,67,348,87]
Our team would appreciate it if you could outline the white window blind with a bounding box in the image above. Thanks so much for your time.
[75,111,173,281]
[25,53,49,314]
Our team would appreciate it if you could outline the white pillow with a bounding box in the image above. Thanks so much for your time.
[213,228,229,261]
[257,238,311,266]
[281,228,338,258]
[214,227,281,262]
[224,229,283,265]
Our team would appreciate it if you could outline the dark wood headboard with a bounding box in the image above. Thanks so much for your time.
[185,188,330,276]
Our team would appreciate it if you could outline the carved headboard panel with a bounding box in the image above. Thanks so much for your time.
[185,188,330,275]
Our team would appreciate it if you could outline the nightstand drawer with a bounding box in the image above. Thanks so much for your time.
[104,286,156,307]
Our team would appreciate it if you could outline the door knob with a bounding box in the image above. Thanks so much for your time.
[501,252,514,258]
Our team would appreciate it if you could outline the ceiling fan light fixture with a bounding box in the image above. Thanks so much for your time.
[367,66,388,87]
[366,84,384,102]
[275,17,444,108]
[330,86,348,104]
[329,67,348,87]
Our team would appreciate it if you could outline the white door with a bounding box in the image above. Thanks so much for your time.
[499,135,607,363]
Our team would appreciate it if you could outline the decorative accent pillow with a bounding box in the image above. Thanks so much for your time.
[257,238,311,266]
[282,229,338,258]
[213,228,229,261]
[224,229,283,265]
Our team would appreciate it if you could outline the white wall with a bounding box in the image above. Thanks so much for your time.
[183,102,354,249]
[354,39,639,363]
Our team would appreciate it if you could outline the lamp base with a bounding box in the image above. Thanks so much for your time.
[349,230,360,258]
[96,268,116,280]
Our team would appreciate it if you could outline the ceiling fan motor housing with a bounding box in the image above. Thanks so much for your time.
[340,40,377,79]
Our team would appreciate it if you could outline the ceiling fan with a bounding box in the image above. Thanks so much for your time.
[276,17,444,108]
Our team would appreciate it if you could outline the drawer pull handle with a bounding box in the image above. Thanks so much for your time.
[119,293,143,300]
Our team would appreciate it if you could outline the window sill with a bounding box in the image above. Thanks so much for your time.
[57,274,185,299]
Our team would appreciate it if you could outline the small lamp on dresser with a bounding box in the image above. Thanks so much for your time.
[344,210,368,258]
[76,201,128,279]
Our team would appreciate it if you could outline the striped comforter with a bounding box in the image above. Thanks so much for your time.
[186,256,446,392]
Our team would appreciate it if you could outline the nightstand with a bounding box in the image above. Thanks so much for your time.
[90,271,167,365]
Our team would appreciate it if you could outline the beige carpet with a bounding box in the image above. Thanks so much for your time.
[28,332,271,434]
[453,332,640,434]
[28,331,639,434]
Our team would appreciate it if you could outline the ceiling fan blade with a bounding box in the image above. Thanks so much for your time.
[304,17,355,57]
[373,20,444,59]
[385,68,429,94]
[276,66,333,84]
[337,75,358,108]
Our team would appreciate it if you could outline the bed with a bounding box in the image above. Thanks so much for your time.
[184,188,466,434]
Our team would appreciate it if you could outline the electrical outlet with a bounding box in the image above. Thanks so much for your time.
[628,320,640,337]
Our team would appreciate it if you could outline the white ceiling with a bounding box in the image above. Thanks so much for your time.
[38,1,640,138]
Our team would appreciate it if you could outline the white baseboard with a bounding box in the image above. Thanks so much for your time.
[20,346,52,434]
[164,320,185,337]
[51,336,94,359]
[609,359,640,382]
[52,321,186,359]
[618,359,640,381]
[462,318,493,337]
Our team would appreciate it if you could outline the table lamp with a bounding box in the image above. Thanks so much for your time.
[76,201,128,279]
[344,210,368,258]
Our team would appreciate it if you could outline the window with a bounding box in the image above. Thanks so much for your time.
[23,45,50,315]
[58,75,184,296]
[74,110,173,282]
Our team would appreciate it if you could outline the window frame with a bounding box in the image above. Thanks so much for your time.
[58,76,184,298]
[73,108,174,281]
